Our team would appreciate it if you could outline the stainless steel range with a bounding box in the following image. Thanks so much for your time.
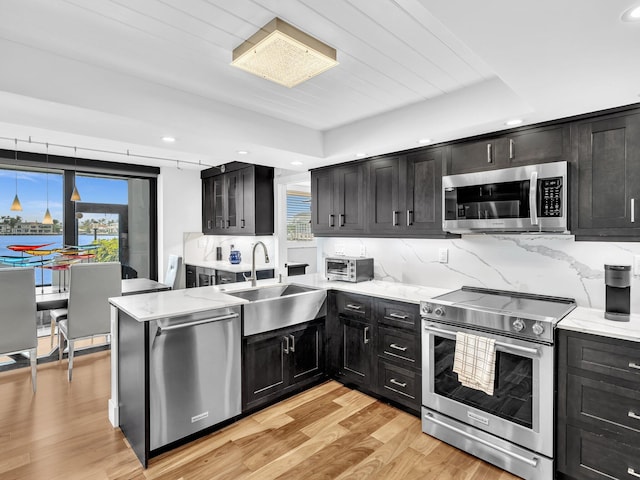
[420,286,576,480]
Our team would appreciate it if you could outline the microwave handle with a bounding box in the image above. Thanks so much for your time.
[529,171,539,225]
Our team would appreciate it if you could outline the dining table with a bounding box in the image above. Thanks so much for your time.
[35,277,171,311]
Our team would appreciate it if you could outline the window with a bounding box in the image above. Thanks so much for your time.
[286,189,313,241]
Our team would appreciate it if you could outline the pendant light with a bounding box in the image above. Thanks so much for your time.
[10,138,22,211]
[42,143,53,225]
[70,146,81,201]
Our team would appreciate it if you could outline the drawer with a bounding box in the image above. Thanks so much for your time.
[564,425,640,480]
[335,292,372,320]
[378,325,418,365]
[567,373,640,436]
[567,335,640,383]
[377,359,420,411]
[376,299,419,331]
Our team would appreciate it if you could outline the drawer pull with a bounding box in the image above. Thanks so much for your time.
[390,343,408,352]
[346,304,362,311]
[629,468,640,478]
[630,362,640,370]
[629,411,640,421]
[388,313,409,320]
[390,378,407,388]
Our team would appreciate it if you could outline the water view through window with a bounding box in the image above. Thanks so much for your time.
[0,168,128,286]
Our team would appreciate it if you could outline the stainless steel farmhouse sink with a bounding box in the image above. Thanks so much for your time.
[226,284,327,335]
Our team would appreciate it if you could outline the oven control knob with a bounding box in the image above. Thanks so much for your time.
[434,306,446,317]
[421,303,433,315]
[512,318,525,332]
[532,323,545,336]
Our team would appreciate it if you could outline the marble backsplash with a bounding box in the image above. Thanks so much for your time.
[184,232,276,265]
[316,235,640,311]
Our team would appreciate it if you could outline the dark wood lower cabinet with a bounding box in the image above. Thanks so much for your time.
[336,315,374,389]
[242,320,325,412]
[556,329,640,480]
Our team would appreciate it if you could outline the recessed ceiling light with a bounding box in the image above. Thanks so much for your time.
[162,136,176,143]
[236,150,249,155]
[621,4,640,21]
[355,152,366,158]
[505,119,523,126]
[290,161,303,166]
[417,138,431,145]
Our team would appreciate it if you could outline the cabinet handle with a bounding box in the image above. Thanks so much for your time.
[389,313,409,320]
[632,198,636,223]
[363,326,370,344]
[630,362,640,370]
[241,219,245,228]
[629,468,640,478]
[390,378,407,388]
[346,304,362,311]
[226,220,230,228]
[289,334,295,353]
[339,214,345,227]
[207,220,211,229]
[392,210,399,226]
[406,210,413,226]
[629,411,640,421]
[329,214,335,227]
[390,343,407,352]
[509,139,515,160]
[487,143,492,163]
[283,335,289,354]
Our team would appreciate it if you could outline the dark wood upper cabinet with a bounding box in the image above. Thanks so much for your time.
[448,124,570,174]
[201,163,274,236]
[572,112,640,239]
[368,156,401,233]
[311,163,366,236]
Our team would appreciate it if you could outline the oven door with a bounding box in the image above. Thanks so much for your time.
[326,259,349,280]
[422,319,554,457]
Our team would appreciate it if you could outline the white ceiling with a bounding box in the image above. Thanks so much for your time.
[0,0,639,171]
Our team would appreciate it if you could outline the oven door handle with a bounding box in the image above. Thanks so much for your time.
[424,412,539,468]
[423,324,540,357]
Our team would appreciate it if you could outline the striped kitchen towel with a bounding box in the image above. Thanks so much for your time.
[452,332,496,396]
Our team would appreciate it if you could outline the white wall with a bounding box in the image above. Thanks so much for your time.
[157,166,202,288]
[317,235,640,312]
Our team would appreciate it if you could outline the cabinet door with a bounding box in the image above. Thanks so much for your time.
[335,164,366,234]
[405,149,443,234]
[339,315,373,387]
[575,113,640,236]
[212,175,226,232]
[449,137,506,174]
[506,124,570,167]
[243,332,287,409]
[311,169,336,234]
[289,322,324,385]
[238,166,251,232]
[368,156,401,234]
[202,177,215,234]
[224,170,242,233]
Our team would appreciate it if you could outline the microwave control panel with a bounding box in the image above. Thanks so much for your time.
[540,177,562,217]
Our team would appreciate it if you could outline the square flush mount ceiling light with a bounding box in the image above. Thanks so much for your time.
[231,18,338,88]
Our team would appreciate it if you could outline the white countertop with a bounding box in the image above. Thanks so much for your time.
[558,306,640,343]
[185,260,274,273]
[109,286,247,322]
[282,274,450,305]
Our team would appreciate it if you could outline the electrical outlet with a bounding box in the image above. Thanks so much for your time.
[359,245,366,257]
[634,255,640,276]
[335,244,345,256]
[438,248,449,264]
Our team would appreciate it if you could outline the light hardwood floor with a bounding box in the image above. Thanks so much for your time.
[0,351,520,479]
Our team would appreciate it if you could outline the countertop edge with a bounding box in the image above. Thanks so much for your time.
[557,306,640,343]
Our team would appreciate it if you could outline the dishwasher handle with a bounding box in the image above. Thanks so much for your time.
[157,313,239,334]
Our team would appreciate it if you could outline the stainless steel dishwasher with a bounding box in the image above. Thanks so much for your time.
[147,306,241,450]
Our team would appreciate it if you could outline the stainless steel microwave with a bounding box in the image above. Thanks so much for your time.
[442,161,568,234]
[326,256,374,282]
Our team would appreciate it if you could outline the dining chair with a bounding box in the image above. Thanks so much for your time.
[0,267,38,392]
[52,262,121,381]
[164,254,182,289]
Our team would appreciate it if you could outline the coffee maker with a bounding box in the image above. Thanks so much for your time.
[604,265,631,321]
